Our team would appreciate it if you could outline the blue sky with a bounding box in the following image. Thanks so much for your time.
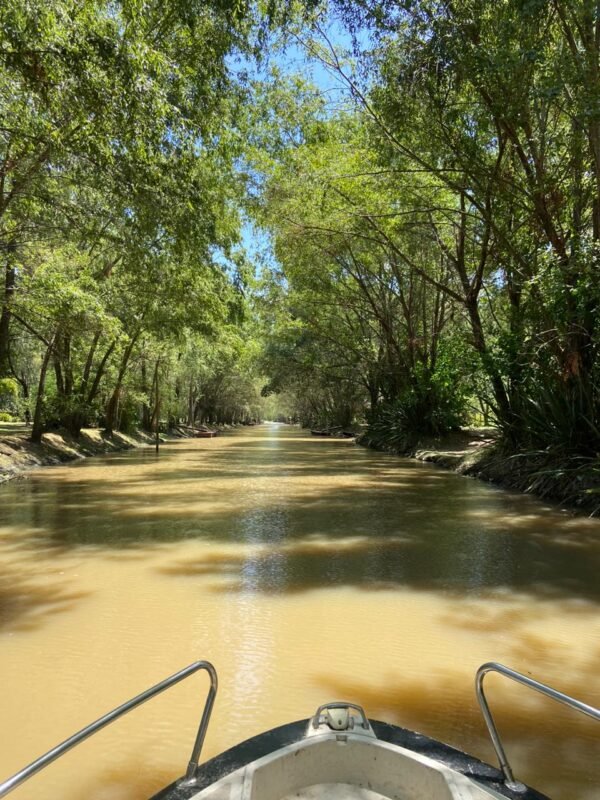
[226,15,368,270]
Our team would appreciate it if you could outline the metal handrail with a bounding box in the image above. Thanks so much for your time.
[476,661,600,792]
[0,660,217,798]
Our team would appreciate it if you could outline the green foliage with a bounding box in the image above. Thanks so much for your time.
[117,395,142,435]
[510,379,600,456]
[0,378,19,411]
[362,366,467,453]
[361,402,419,454]
[0,0,270,438]
[0,411,15,422]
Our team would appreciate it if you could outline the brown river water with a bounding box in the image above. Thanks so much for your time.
[0,423,598,800]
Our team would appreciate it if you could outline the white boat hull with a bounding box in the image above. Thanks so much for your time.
[190,729,510,800]
[152,716,549,800]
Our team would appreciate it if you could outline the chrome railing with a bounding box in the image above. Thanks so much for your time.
[476,661,600,792]
[0,660,217,798]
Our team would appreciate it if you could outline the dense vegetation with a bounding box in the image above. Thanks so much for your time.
[251,1,600,505]
[2,0,600,505]
[0,0,277,438]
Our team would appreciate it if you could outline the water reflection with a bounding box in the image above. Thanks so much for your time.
[0,424,598,800]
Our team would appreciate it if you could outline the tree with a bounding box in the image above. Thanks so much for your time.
[251,85,468,432]
[0,0,262,438]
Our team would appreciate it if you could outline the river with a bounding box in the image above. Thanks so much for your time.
[0,423,598,799]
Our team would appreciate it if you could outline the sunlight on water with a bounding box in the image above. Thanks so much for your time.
[0,424,599,800]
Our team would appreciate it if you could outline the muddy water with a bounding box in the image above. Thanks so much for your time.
[0,424,598,800]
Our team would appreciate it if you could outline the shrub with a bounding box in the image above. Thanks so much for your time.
[42,393,103,437]
[509,377,600,456]
[0,377,19,413]
[362,371,467,454]
[119,395,142,434]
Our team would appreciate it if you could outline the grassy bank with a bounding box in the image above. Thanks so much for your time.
[360,428,600,515]
[461,445,600,515]
[0,427,172,485]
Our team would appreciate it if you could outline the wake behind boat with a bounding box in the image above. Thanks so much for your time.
[0,662,598,799]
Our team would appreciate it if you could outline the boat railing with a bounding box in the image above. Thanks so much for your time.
[0,659,217,798]
[476,661,600,792]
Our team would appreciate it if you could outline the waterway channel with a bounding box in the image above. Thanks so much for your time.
[0,423,598,800]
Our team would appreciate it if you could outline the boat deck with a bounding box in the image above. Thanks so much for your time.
[281,786,387,799]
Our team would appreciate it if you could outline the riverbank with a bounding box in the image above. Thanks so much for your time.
[3,423,598,513]
[361,428,600,515]
[0,427,173,484]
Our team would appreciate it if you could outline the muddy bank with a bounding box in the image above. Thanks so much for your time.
[358,426,496,472]
[0,428,173,484]
[361,427,600,514]
[408,428,497,470]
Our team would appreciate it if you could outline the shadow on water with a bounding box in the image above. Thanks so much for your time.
[152,523,600,602]
[314,639,600,800]
[0,561,90,633]
[76,760,179,800]
[0,426,599,800]
[1,425,600,627]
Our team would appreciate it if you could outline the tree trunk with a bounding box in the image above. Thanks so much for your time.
[0,258,16,378]
[141,359,151,430]
[80,331,100,398]
[465,298,513,430]
[105,387,120,435]
[54,355,65,396]
[154,369,161,454]
[87,340,116,404]
[104,331,140,434]
[187,380,196,426]
[149,360,160,432]
[31,334,56,444]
